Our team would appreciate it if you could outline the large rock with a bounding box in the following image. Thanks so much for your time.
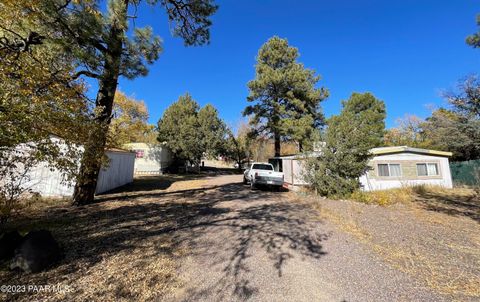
[10,230,62,273]
[0,230,23,261]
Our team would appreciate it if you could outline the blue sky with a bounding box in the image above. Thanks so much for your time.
[112,0,479,128]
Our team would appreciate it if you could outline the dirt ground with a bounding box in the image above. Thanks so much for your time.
[1,172,479,301]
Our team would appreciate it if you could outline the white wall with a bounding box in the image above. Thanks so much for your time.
[124,143,172,175]
[95,150,135,194]
[19,150,135,197]
[24,161,76,197]
[359,153,453,191]
[282,158,309,185]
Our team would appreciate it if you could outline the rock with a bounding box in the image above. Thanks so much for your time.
[0,230,23,261]
[10,230,62,273]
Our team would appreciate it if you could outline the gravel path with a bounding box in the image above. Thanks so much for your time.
[165,174,448,302]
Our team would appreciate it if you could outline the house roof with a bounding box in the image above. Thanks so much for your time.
[271,146,452,160]
[106,148,136,154]
[370,146,452,157]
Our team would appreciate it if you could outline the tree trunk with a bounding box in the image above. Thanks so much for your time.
[72,6,126,205]
[299,141,303,153]
[274,131,281,157]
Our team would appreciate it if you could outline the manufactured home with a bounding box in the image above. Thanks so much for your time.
[359,146,453,191]
[123,143,172,175]
[271,146,453,191]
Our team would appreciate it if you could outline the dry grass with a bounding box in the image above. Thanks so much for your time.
[289,190,480,299]
[0,175,215,301]
[350,185,477,206]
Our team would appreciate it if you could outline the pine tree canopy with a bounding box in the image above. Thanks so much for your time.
[243,36,328,155]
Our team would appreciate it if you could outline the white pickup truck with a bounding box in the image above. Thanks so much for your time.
[243,162,284,189]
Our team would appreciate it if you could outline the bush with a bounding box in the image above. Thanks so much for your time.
[303,92,386,198]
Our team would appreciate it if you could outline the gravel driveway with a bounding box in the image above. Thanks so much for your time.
[165,174,455,302]
[3,173,476,301]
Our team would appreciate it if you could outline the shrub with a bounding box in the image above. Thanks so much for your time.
[303,93,386,197]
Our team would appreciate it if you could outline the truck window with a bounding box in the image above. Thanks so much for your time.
[252,164,273,170]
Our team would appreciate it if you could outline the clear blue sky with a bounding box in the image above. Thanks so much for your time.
[113,0,479,128]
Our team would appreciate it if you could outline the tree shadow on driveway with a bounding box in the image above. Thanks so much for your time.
[2,179,329,301]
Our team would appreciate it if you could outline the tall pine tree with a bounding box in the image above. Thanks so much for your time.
[26,0,218,204]
[243,36,328,157]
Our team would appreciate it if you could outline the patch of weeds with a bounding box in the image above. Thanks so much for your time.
[349,187,414,206]
[348,185,476,207]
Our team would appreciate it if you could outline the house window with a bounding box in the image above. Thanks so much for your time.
[416,163,439,176]
[378,164,401,177]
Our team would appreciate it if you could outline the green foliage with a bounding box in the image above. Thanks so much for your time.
[159,0,218,46]
[466,14,480,48]
[197,104,227,158]
[419,76,480,161]
[383,76,480,161]
[305,92,386,197]
[243,36,328,156]
[157,94,226,166]
[0,0,93,219]
[157,93,202,165]
[422,108,480,161]
[25,0,217,203]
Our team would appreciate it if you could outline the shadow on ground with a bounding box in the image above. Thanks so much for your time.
[415,191,480,223]
[2,176,328,301]
[99,166,243,195]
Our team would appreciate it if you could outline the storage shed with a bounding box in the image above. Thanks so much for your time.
[23,148,135,197]
[271,146,454,191]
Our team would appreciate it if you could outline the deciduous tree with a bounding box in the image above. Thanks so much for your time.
[384,114,428,147]
[108,91,156,147]
[1,0,90,221]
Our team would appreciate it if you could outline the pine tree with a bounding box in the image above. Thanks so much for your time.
[467,14,480,48]
[24,0,218,204]
[157,94,227,169]
[243,36,328,157]
[305,93,386,197]
[198,104,227,158]
[157,93,203,167]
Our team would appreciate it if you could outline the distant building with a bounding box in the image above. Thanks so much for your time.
[271,146,453,191]
[123,143,172,175]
